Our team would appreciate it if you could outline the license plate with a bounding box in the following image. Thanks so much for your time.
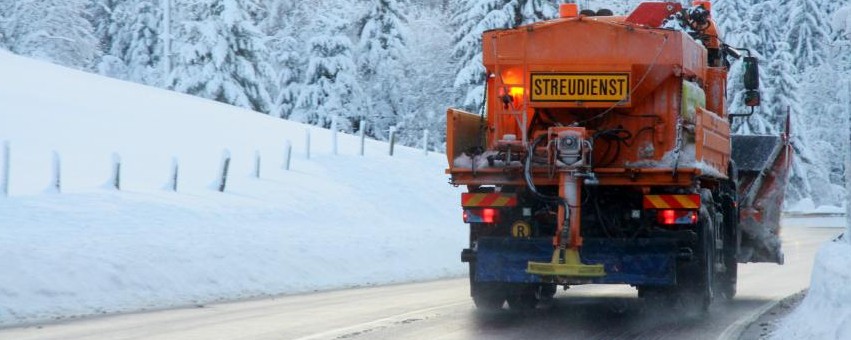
[530,73,630,102]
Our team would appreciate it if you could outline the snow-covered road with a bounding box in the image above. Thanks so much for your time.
[0,225,837,340]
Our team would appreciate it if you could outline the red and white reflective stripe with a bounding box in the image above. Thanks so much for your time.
[643,194,700,209]
[461,193,518,207]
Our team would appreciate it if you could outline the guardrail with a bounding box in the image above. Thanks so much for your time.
[0,119,434,196]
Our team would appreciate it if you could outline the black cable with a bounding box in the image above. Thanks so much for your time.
[622,126,655,147]
[592,128,632,167]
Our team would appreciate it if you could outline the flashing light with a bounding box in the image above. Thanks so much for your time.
[509,86,524,98]
[560,3,579,18]
[501,68,523,85]
[509,86,525,109]
[498,67,526,110]
[693,1,712,11]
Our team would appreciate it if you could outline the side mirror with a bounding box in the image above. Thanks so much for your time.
[743,56,759,91]
[743,56,760,107]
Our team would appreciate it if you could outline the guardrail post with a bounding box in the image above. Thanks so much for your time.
[51,151,61,193]
[389,126,397,156]
[111,153,121,190]
[359,120,366,156]
[170,157,179,192]
[331,116,338,155]
[305,129,311,160]
[284,140,292,170]
[254,150,261,178]
[218,149,230,192]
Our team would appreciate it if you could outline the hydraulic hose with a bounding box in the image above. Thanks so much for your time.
[524,134,562,203]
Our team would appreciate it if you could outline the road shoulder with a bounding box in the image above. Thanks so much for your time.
[738,290,807,340]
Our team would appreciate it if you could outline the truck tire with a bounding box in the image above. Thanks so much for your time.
[471,281,506,310]
[506,284,544,310]
[694,189,719,311]
[673,190,718,312]
[719,183,738,300]
[696,208,716,311]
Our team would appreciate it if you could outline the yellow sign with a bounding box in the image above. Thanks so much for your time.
[530,73,630,102]
[511,221,533,238]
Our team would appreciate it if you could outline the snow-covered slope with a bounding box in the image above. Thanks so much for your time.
[0,51,466,326]
[773,240,851,339]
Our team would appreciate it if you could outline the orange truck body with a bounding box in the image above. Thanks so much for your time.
[447,2,790,310]
[448,14,730,187]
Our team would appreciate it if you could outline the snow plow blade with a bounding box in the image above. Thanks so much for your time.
[731,122,792,264]
[527,248,606,278]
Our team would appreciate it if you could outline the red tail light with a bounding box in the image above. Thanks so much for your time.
[463,208,499,223]
[482,208,496,223]
[657,209,698,226]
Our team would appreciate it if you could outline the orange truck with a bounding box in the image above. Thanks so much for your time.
[446,1,791,311]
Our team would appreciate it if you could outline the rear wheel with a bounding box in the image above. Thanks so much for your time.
[506,284,551,310]
[696,209,716,311]
[719,182,739,300]
[506,292,537,310]
[674,190,718,312]
[469,261,506,310]
[472,282,506,310]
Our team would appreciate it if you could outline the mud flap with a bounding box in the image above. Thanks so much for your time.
[731,130,792,264]
[475,237,676,285]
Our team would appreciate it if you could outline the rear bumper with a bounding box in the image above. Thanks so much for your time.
[472,237,678,286]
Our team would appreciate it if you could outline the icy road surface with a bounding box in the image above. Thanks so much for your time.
[0,225,837,340]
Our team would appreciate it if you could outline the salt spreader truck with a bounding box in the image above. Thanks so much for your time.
[446,1,792,311]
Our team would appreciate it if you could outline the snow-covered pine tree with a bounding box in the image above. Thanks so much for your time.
[0,0,10,48]
[832,5,851,71]
[837,5,851,66]
[785,0,830,71]
[747,0,779,59]
[108,0,162,85]
[242,0,268,26]
[268,31,303,120]
[265,0,309,119]
[711,0,746,47]
[450,0,557,113]
[763,42,805,201]
[791,0,849,202]
[395,3,455,149]
[2,0,100,70]
[269,34,302,119]
[292,1,365,131]
[713,0,773,134]
[357,0,410,138]
[169,0,273,113]
[763,42,799,134]
[89,0,124,55]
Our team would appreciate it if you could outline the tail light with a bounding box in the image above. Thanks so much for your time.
[657,209,698,226]
[464,208,499,223]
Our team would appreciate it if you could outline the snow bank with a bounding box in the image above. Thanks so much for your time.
[786,198,844,215]
[0,51,466,326]
[773,240,851,340]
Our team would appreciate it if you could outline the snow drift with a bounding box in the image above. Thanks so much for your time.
[773,239,851,339]
[0,50,466,326]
